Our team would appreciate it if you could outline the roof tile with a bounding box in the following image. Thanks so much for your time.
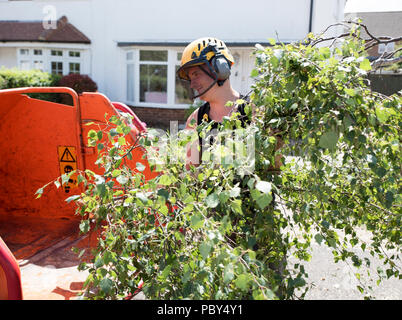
[0,16,90,43]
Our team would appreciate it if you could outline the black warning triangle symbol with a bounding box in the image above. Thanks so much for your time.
[60,147,76,162]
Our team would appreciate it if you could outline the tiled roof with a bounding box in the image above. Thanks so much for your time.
[0,16,90,43]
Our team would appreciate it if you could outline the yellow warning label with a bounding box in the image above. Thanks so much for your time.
[58,146,77,193]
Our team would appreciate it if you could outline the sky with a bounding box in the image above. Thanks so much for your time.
[344,0,402,13]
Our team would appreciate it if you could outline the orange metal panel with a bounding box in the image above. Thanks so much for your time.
[0,87,83,260]
[0,87,83,218]
[0,87,159,299]
[79,92,159,180]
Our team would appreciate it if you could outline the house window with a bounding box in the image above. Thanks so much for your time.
[175,52,192,104]
[378,42,395,54]
[33,60,44,71]
[20,60,30,70]
[69,51,80,58]
[125,48,192,107]
[20,49,29,55]
[139,50,168,103]
[51,50,63,56]
[139,64,168,103]
[126,52,135,101]
[51,61,63,75]
[69,62,80,74]
[17,47,85,76]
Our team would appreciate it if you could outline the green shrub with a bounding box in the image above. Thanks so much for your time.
[0,68,60,89]
[0,68,63,103]
[0,75,7,89]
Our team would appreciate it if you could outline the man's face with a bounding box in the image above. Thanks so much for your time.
[186,64,215,99]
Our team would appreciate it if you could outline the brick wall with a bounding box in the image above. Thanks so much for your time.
[369,73,402,96]
[128,105,189,130]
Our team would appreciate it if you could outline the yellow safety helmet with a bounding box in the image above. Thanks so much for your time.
[177,37,235,82]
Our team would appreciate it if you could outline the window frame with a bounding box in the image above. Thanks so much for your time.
[125,47,192,109]
[17,48,44,71]
[16,47,84,76]
[51,61,63,76]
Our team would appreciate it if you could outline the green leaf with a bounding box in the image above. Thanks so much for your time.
[97,131,103,141]
[219,191,230,204]
[88,129,97,139]
[314,234,324,245]
[183,194,194,204]
[182,204,194,213]
[79,220,90,233]
[190,214,204,230]
[319,130,338,150]
[229,186,241,198]
[158,174,172,186]
[250,69,259,77]
[157,188,169,201]
[199,242,212,260]
[111,169,121,177]
[385,191,394,208]
[252,189,272,210]
[223,265,234,284]
[255,193,272,210]
[161,265,172,280]
[375,106,395,123]
[205,193,220,208]
[359,58,372,71]
[231,199,243,214]
[94,256,104,268]
[345,88,356,96]
[96,183,107,198]
[100,278,113,294]
[235,274,250,291]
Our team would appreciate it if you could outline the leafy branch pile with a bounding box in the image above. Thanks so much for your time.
[58,24,400,299]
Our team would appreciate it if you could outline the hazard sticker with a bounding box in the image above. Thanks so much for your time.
[58,146,77,193]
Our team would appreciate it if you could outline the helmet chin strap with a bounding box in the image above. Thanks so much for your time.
[192,78,217,99]
[191,64,225,99]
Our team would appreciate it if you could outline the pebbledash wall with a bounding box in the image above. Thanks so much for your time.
[0,0,345,128]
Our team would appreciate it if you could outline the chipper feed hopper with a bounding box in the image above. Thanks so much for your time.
[0,87,158,299]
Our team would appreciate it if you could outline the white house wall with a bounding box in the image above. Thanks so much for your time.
[0,47,16,69]
[0,0,345,104]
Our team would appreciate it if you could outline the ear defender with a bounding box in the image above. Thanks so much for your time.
[208,44,231,86]
[211,56,231,85]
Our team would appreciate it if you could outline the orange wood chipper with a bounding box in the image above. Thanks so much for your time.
[0,87,158,299]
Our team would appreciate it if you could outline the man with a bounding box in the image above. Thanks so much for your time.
[177,37,249,168]
[177,37,286,297]
[177,37,282,170]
